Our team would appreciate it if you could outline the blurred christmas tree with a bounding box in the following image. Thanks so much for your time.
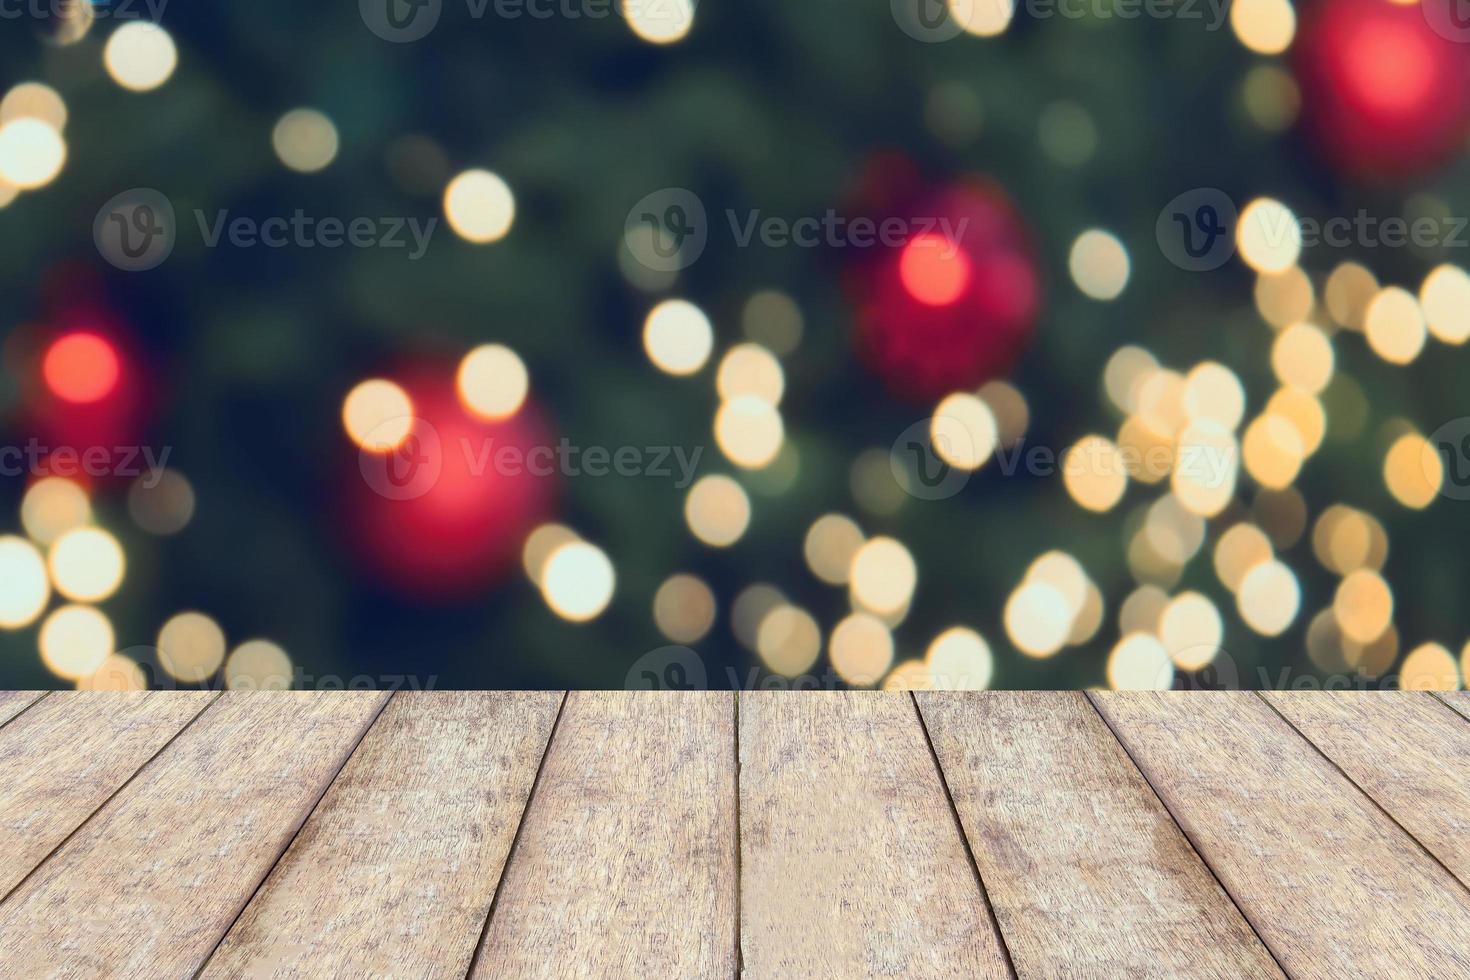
[0,0,1468,692]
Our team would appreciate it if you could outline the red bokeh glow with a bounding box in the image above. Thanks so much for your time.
[899,234,971,306]
[43,333,120,404]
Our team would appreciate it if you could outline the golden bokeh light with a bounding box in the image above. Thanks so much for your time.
[1420,264,1470,345]
[849,537,917,617]
[1119,584,1170,636]
[714,396,784,469]
[79,654,147,692]
[684,474,751,548]
[1068,229,1130,301]
[1363,286,1427,365]
[1312,504,1387,576]
[1108,633,1173,691]
[39,605,114,681]
[20,477,90,545]
[653,573,717,644]
[342,379,414,453]
[1003,581,1071,658]
[1062,434,1128,512]
[1254,266,1314,329]
[224,640,293,691]
[522,523,580,585]
[1117,416,1174,486]
[1324,262,1378,329]
[1265,386,1325,456]
[1242,414,1303,490]
[1104,346,1158,415]
[756,604,821,677]
[1383,432,1441,509]
[443,169,515,243]
[977,380,1029,447]
[103,22,178,92]
[1237,559,1300,636]
[1237,198,1301,274]
[623,0,695,44]
[272,108,339,173]
[540,541,616,623]
[951,0,1015,36]
[1271,323,1334,394]
[1171,421,1239,517]
[1333,570,1393,645]
[157,611,227,684]
[1183,362,1246,431]
[931,393,998,471]
[1230,0,1296,54]
[1,82,67,130]
[643,299,713,376]
[48,526,125,603]
[1214,522,1274,593]
[0,536,49,629]
[803,513,865,586]
[829,613,894,687]
[716,343,784,405]
[457,344,529,421]
[0,118,65,189]
[925,626,994,690]
[732,583,785,651]
[1398,643,1460,692]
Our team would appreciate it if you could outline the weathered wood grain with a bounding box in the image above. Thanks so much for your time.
[0,691,217,900]
[0,692,388,979]
[0,691,43,728]
[470,691,736,979]
[918,691,1280,978]
[1263,692,1470,889]
[1093,692,1470,978]
[740,692,1011,979]
[1441,692,1470,723]
[199,692,563,978]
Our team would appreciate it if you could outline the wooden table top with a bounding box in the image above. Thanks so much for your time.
[0,691,1466,978]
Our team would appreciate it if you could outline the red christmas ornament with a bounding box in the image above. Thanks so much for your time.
[345,364,556,598]
[844,161,1041,402]
[1294,0,1470,181]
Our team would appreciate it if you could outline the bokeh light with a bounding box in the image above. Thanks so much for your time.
[644,299,714,376]
[1237,198,1301,273]
[443,169,515,243]
[457,344,529,421]
[43,333,119,404]
[685,474,751,548]
[803,513,865,586]
[342,379,414,452]
[104,22,178,92]
[756,604,821,676]
[48,527,125,602]
[0,536,50,629]
[541,541,616,623]
[1237,559,1300,636]
[224,640,293,690]
[21,478,90,546]
[849,537,917,617]
[829,613,894,686]
[157,611,227,684]
[39,605,114,681]
[714,396,784,469]
[899,233,971,306]
[1068,229,1130,301]
[272,108,339,173]
[653,573,716,644]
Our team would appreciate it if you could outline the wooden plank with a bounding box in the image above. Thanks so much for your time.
[918,692,1281,978]
[1093,692,1470,978]
[0,691,216,899]
[199,691,563,978]
[470,691,736,979]
[1441,692,1470,723]
[0,691,388,979]
[0,691,43,728]
[1264,692,1470,889]
[740,692,1011,979]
